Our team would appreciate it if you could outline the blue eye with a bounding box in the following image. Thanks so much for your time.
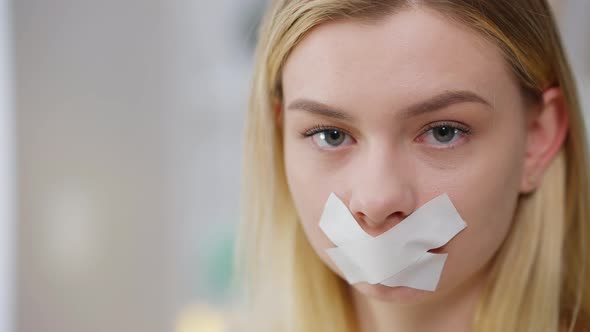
[420,122,470,147]
[303,126,353,149]
[318,130,346,146]
[433,126,457,143]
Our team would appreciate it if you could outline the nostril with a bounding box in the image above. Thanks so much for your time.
[354,211,406,237]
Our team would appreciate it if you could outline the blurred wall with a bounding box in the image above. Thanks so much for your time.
[1,0,15,331]
[163,0,262,307]
[14,0,261,331]
[560,0,590,128]
[14,1,177,331]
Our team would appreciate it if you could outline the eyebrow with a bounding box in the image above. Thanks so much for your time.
[286,90,492,121]
[286,99,354,121]
[402,90,492,118]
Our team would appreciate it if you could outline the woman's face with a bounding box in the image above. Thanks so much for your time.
[281,8,531,302]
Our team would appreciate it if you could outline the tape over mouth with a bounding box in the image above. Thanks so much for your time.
[319,193,467,291]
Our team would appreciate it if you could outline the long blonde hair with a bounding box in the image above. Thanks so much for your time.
[237,1,590,331]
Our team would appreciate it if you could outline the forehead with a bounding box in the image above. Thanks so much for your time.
[281,7,519,110]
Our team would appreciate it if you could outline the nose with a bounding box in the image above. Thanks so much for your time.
[348,146,416,237]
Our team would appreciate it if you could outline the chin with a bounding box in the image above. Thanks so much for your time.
[351,282,437,304]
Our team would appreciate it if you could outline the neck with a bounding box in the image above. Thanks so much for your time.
[351,268,490,332]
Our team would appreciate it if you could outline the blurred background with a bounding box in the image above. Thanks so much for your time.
[0,0,588,331]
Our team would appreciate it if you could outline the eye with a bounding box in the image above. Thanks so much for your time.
[302,126,354,150]
[418,122,470,147]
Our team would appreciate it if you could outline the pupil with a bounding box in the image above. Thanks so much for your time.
[329,131,341,140]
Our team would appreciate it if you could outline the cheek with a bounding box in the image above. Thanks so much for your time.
[437,190,519,290]
[284,136,341,262]
[432,133,527,290]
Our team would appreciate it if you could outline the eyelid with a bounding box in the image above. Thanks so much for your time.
[415,120,472,149]
[301,124,354,138]
[300,121,471,145]
[418,120,471,136]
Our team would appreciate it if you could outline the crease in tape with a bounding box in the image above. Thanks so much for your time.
[319,193,467,291]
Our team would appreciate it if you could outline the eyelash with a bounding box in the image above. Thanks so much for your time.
[301,121,471,149]
[301,122,471,136]
[417,121,472,148]
[300,124,352,138]
[419,121,471,136]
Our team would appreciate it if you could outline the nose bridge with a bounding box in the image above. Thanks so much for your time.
[359,139,413,195]
[349,141,416,232]
[365,141,403,184]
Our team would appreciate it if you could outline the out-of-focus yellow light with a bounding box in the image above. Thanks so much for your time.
[175,303,226,332]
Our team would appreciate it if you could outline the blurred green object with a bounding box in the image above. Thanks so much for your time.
[203,229,235,298]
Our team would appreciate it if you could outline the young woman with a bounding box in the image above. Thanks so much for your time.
[237,1,590,331]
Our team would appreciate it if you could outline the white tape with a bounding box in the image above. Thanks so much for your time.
[319,193,466,291]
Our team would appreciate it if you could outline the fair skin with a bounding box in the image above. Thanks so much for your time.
[280,7,568,332]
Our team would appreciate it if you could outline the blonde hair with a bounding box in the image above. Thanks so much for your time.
[237,1,590,331]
